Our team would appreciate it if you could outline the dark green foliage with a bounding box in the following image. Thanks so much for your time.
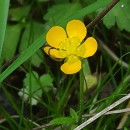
[1,0,130,130]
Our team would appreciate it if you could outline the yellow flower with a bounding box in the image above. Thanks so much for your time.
[44,20,97,74]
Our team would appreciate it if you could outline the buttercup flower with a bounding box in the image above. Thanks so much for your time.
[44,20,97,74]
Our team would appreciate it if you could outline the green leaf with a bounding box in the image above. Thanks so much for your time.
[18,72,53,105]
[70,108,79,123]
[44,3,81,26]
[18,71,42,105]
[31,50,44,67]
[51,117,74,125]
[61,0,111,26]
[103,0,130,31]
[19,22,45,67]
[19,22,46,51]
[82,60,97,90]
[9,6,31,21]
[81,0,96,5]
[23,71,39,88]
[40,73,53,92]
[2,24,23,61]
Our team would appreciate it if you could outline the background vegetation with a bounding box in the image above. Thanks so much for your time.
[0,0,130,130]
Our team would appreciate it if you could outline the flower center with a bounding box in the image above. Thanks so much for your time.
[59,37,81,56]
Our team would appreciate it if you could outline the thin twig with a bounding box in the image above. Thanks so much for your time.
[87,0,120,29]
[83,108,130,117]
[0,115,41,127]
[117,101,130,129]
[74,93,130,130]
[0,115,19,124]
[32,108,130,130]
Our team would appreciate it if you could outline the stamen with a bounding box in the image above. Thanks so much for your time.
[59,37,81,56]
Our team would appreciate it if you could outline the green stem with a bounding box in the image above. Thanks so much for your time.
[78,69,84,124]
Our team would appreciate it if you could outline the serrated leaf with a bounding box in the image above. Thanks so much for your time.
[70,108,79,123]
[51,117,74,125]
[103,0,130,32]
[18,88,40,105]
[18,88,29,101]
[23,71,39,88]
[44,3,81,26]
[40,73,53,92]
[19,72,53,105]
[19,71,42,105]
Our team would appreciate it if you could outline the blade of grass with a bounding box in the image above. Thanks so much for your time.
[0,0,9,58]
[0,0,111,83]
[56,75,75,113]
[0,125,9,130]
[0,105,17,130]
[74,93,130,130]
[0,0,10,75]
[1,86,29,129]
[0,34,45,83]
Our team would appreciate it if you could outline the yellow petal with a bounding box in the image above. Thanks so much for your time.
[50,49,67,58]
[66,20,87,42]
[81,37,98,58]
[46,26,67,48]
[60,56,81,74]
[43,46,50,55]
[43,46,66,58]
